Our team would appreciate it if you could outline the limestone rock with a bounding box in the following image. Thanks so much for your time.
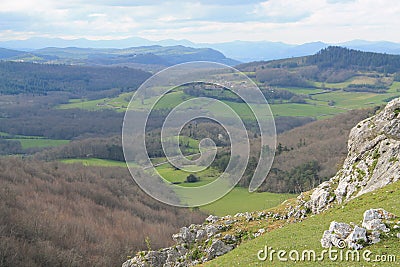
[303,98,400,214]
[321,208,398,251]
[345,226,367,250]
[321,230,344,248]
[205,240,233,260]
[362,208,394,232]
[368,231,381,244]
[206,215,219,224]
[329,221,353,239]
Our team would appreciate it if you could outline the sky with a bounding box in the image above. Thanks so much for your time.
[0,0,399,44]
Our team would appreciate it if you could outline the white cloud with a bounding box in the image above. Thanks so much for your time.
[0,0,399,44]
[252,0,318,23]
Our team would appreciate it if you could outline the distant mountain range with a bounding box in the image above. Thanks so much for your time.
[2,37,400,63]
[0,45,239,70]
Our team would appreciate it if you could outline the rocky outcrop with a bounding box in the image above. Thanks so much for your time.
[302,98,400,214]
[122,212,286,267]
[321,209,400,250]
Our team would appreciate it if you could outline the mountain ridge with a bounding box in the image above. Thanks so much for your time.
[2,37,400,62]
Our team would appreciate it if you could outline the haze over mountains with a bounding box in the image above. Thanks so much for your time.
[2,37,400,62]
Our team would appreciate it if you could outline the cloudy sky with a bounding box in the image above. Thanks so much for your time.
[0,0,399,44]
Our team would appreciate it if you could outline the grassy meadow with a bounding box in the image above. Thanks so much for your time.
[206,180,400,267]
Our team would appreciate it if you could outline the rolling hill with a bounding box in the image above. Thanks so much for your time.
[0,45,239,69]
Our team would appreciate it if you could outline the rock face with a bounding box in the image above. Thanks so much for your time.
[304,98,400,214]
[321,209,399,250]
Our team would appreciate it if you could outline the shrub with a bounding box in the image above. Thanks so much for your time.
[186,174,199,183]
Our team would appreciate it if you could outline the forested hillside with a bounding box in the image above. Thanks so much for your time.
[307,46,400,72]
[0,158,205,266]
[0,61,150,95]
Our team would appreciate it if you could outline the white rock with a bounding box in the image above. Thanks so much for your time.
[206,240,233,260]
[206,215,219,224]
[329,221,353,239]
[345,226,367,250]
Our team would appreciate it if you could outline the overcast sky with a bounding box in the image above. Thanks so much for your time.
[1,0,399,44]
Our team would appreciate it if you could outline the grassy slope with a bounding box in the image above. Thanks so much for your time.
[205,180,400,266]
[201,187,294,216]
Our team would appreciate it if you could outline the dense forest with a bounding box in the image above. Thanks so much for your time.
[0,61,150,96]
[307,46,400,72]
[0,158,205,267]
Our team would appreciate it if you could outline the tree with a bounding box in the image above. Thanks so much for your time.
[186,174,199,183]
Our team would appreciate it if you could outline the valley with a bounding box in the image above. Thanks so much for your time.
[0,46,400,266]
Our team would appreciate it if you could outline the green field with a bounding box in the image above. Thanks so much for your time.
[206,180,400,266]
[201,187,295,216]
[155,163,220,187]
[13,139,69,149]
[270,103,345,118]
[60,158,129,167]
[1,132,70,149]
[58,90,189,112]
[55,79,400,120]
[279,87,325,95]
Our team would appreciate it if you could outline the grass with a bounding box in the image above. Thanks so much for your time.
[270,103,344,119]
[201,187,295,216]
[155,163,220,187]
[13,139,70,149]
[312,90,400,109]
[278,87,325,95]
[0,131,70,149]
[55,79,400,121]
[57,90,189,112]
[60,158,129,167]
[205,180,400,266]
[313,75,380,89]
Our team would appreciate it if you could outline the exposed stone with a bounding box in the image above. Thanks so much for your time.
[368,231,381,244]
[321,209,398,252]
[224,220,235,225]
[205,240,233,260]
[223,234,236,244]
[321,230,344,248]
[363,219,389,232]
[363,208,396,221]
[329,221,353,239]
[297,98,400,215]
[195,229,206,242]
[206,215,219,224]
[345,226,367,250]
[205,225,218,237]
[172,227,194,244]
[362,209,394,232]
[234,212,244,218]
